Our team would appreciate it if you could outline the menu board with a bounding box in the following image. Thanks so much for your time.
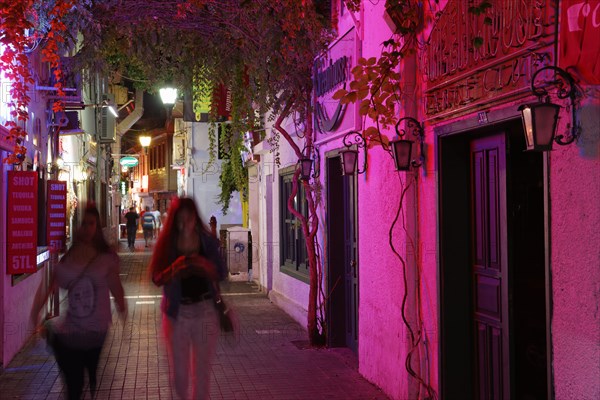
[7,171,38,274]
[47,180,67,253]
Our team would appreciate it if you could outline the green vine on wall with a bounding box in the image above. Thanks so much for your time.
[469,0,493,48]
[334,0,421,144]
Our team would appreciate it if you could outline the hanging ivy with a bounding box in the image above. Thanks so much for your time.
[3,0,333,347]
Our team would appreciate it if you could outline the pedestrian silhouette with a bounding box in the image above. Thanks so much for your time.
[31,203,127,399]
[149,197,227,400]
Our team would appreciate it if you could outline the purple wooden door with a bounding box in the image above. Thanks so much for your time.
[470,134,510,399]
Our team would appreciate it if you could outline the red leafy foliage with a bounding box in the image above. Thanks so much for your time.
[0,0,72,164]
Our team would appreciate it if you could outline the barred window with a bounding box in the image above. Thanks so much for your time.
[279,168,309,282]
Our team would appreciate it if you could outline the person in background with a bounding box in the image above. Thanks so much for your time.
[148,198,227,400]
[124,206,139,251]
[139,206,146,219]
[151,206,162,238]
[31,203,127,400]
[141,206,156,248]
[209,216,217,237]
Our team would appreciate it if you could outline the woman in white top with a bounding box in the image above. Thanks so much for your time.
[31,203,127,399]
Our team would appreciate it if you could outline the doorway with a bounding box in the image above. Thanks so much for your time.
[438,122,549,399]
[326,154,358,352]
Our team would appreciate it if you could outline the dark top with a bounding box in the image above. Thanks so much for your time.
[124,211,139,228]
[161,234,227,318]
[181,275,211,298]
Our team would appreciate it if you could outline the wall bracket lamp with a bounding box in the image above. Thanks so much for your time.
[519,66,582,151]
[340,131,367,176]
[298,145,320,181]
[391,117,425,171]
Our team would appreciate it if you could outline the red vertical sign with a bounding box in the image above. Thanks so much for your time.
[47,180,67,253]
[7,171,38,274]
[213,84,232,119]
[560,0,600,84]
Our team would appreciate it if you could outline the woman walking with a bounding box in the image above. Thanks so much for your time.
[149,197,227,400]
[31,203,127,399]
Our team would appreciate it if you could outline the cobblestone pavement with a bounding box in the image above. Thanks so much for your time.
[0,240,389,400]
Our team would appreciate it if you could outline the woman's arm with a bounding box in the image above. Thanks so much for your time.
[107,257,127,317]
[152,256,187,286]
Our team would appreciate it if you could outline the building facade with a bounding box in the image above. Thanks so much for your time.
[250,1,599,399]
[0,45,123,367]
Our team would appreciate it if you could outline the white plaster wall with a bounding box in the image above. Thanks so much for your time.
[251,112,315,330]
[256,149,274,294]
[185,122,242,230]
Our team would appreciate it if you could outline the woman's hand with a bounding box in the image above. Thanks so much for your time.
[171,256,188,274]
[154,255,218,285]
[176,255,218,280]
[152,256,186,286]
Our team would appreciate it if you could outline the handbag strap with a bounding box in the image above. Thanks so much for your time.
[67,253,99,289]
[212,281,223,302]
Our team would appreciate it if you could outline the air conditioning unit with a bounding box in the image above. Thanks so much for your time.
[225,226,250,281]
[97,93,116,143]
[54,111,80,131]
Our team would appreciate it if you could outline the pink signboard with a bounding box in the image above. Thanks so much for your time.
[47,180,67,253]
[7,171,38,274]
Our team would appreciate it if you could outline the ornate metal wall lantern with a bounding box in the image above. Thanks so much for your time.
[298,145,320,181]
[519,66,582,151]
[390,117,425,171]
[340,131,367,176]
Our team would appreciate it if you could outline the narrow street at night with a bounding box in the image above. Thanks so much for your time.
[1,1,598,399]
[0,240,388,400]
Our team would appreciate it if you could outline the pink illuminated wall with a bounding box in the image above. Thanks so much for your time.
[255,1,599,399]
[355,0,600,399]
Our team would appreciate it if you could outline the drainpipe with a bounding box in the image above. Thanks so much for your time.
[95,78,102,208]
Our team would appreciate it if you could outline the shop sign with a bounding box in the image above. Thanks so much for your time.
[560,0,600,84]
[214,84,232,120]
[423,0,557,120]
[314,27,357,135]
[47,180,67,253]
[7,171,38,274]
[120,156,138,167]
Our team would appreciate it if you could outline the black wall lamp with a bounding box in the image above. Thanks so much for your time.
[340,131,367,175]
[298,145,320,181]
[519,66,582,151]
[391,117,425,171]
